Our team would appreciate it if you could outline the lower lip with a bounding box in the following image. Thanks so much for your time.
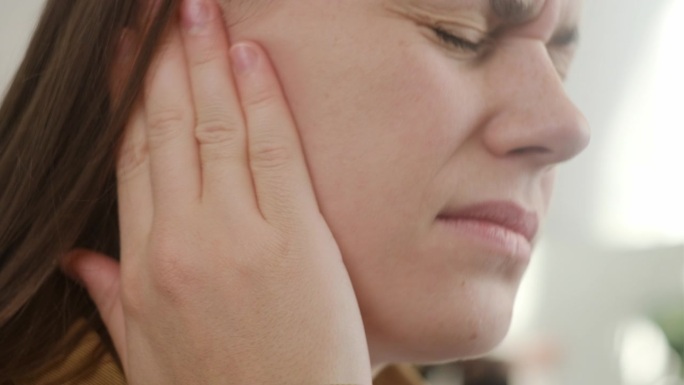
[436,218,533,262]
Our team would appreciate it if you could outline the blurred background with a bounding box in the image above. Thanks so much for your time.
[1,1,682,384]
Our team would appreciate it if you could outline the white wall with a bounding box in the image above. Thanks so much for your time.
[538,1,684,382]
[0,1,44,96]
[535,242,683,384]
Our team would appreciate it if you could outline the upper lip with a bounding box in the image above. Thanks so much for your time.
[437,201,539,242]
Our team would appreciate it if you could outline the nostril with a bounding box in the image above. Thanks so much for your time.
[508,146,552,156]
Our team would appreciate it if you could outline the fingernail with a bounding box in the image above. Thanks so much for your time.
[231,43,259,75]
[182,0,211,32]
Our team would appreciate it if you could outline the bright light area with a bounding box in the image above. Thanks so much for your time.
[616,317,670,385]
[597,0,684,248]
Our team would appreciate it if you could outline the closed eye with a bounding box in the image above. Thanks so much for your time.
[431,26,484,53]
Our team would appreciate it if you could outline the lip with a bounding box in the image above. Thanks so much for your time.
[436,201,539,261]
[438,201,539,242]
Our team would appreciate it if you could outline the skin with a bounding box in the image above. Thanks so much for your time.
[68,0,589,381]
[222,0,589,370]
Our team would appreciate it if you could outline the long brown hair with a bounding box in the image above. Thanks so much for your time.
[0,0,181,381]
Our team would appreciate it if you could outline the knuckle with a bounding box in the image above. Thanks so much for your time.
[145,234,201,302]
[149,253,201,303]
[146,109,187,145]
[195,117,243,146]
[190,45,220,69]
[250,140,294,170]
[117,139,148,182]
[244,86,278,112]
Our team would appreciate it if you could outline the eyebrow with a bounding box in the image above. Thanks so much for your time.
[488,0,580,46]
[489,0,538,23]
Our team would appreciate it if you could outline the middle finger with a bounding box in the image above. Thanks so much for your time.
[144,23,201,213]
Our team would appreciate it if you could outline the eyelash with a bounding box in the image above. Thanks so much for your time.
[430,26,571,80]
[431,26,483,53]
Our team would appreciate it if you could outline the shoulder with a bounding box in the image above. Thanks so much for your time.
[373,364,426,385]
[16,322,125,385]
[19,321,424,385]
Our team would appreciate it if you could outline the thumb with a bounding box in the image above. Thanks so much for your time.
[62,250,127,368]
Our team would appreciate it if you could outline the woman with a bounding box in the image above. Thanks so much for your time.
[0,0,590,383]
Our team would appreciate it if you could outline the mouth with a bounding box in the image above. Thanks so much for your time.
[436,201,539,260]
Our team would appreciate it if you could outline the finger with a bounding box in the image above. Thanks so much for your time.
[117,103,153,257]
[230,42,320,226]
[144,24,201,212]
[179,0,258,216]
[62,250,128,371]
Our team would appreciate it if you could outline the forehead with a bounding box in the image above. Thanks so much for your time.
[478,0,546,24]
[397,0,582,29]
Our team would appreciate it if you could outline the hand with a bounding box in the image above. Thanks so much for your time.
[63,0,372,383]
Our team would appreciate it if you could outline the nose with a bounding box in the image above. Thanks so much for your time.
[481,41,591,166]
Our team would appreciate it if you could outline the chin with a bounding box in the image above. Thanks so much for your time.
[418,305,513,364]
[365,275,520,366]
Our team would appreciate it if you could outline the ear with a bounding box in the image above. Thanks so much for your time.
[61,249,128,371]
[218,0,274,29]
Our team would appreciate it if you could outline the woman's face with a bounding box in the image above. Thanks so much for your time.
[225,0,589,367]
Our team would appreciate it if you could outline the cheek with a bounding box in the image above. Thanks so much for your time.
[255,12,494,284]
[244,8,522,361]
[279,43,476,255]
[242,4,482,244]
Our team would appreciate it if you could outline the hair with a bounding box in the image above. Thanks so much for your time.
[0,0,185,381]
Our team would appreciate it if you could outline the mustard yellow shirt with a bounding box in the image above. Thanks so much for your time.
[21,327,425,385]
